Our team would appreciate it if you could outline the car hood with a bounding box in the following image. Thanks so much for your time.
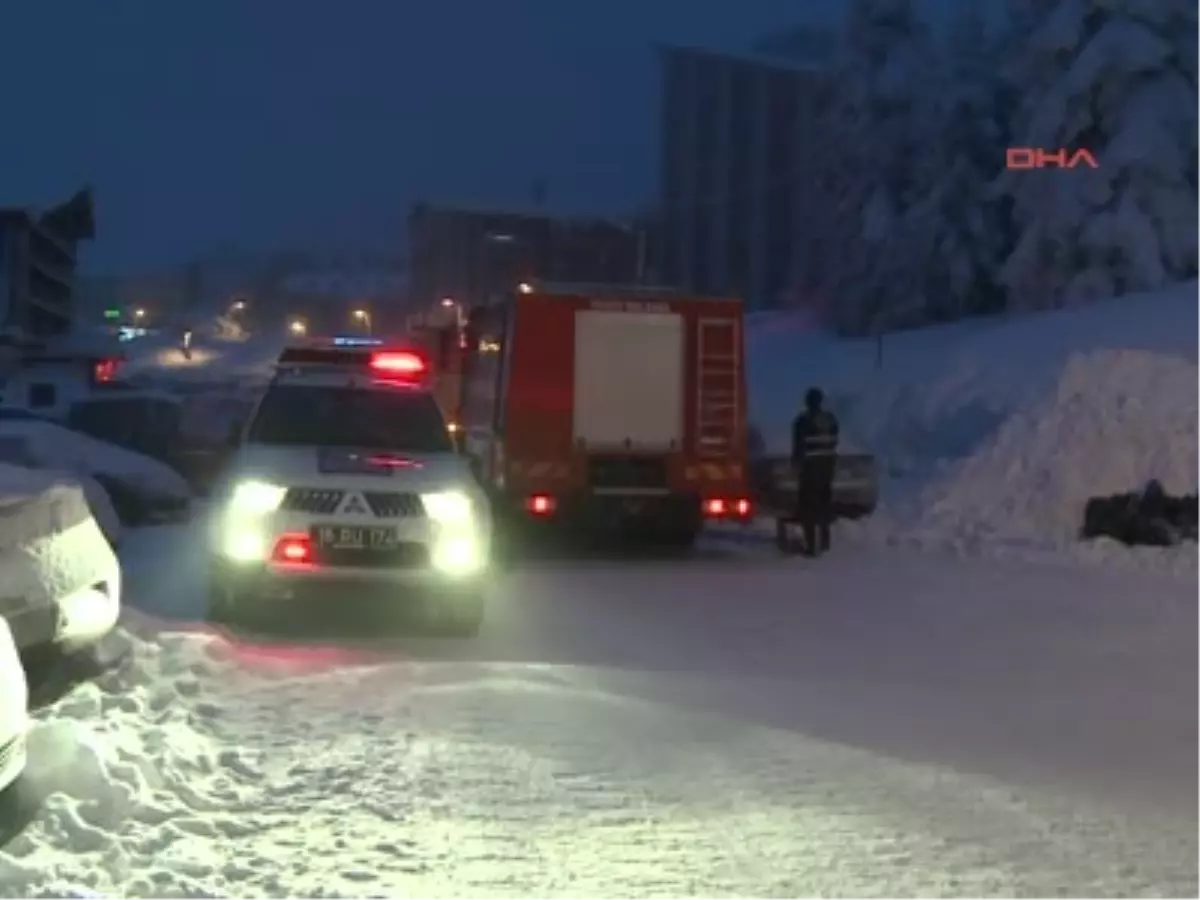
[231,444,476,494]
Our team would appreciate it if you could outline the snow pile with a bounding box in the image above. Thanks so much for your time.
[909,348,1198,546]
[0,629,241,898]
[0,421,190,514]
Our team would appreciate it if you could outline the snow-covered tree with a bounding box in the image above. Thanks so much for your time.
[996,0,1198,309]
[820,0,943,334]
[902,0,1011,322]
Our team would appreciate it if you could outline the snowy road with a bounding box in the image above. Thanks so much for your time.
[6,524,1197,898]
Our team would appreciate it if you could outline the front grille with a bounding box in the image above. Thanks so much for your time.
[364,491,424,518]
[587,456,669,490]
[282,488,345,515]
[315,542,430,569]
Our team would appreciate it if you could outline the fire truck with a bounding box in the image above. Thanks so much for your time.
[414,282,754,549]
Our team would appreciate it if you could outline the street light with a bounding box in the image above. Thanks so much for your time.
[288,318,307,337]
[230,299,247,313]
[352,308,372,335]
[133,308,146,321]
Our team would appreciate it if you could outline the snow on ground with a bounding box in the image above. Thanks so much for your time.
[120,323,283,388]
[0,523,1194,898]
[749,281,1199,572]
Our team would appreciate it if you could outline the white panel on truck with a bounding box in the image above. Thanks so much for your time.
[573,309,684,450]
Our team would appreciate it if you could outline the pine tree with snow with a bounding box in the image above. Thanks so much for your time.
[903,0,1011,322]
[819,0,943,334]
[996,0,1198,309]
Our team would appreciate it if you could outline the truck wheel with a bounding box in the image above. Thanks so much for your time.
[659,523,700,555]
[206,565,247,625]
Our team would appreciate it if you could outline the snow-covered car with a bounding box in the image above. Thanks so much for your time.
[0,465,122,657]
[207,340,492,636]
[0,616,28,794]
[0,414,191,527]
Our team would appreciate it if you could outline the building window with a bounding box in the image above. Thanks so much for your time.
[28,382,56,409]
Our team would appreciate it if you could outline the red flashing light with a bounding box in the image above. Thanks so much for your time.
[272,533,312,564]
[370,351,426,377]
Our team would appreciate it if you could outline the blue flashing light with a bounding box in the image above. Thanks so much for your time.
[332,336,384,347]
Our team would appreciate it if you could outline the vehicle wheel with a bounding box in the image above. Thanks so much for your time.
[429,588,485,637]
[205,566,244,625]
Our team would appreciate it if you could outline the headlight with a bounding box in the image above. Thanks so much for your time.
[421,490,474,526]
[229,480,287,514]
[431,534,485,576]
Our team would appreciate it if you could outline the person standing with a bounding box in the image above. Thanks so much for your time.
[791,387,839,556]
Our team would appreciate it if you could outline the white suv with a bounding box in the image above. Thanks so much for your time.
[207,342,492,636]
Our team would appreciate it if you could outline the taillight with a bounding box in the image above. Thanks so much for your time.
[526,494,556,516]
[272,533,312,564]
[703,498,754,519]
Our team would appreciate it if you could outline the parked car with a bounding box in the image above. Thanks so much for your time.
[0,617,28,793]
[0,467,122,658]
[749,453,879,520]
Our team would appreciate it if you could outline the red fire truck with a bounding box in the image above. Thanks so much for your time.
[418,282,754,549]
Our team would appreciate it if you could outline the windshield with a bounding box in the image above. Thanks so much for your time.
[245,384,452,453]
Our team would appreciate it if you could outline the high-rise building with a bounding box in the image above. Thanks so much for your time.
[656,41,834,310]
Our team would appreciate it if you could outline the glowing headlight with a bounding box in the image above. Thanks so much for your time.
[432,534,485,576]
[229,480,287,514]
[421,490,474,526]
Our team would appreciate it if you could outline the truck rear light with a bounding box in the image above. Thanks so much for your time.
[704,498,753,519]
[273,533,312,564]
[525,494,556,516]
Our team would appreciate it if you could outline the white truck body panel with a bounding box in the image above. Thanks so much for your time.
[572,309,684,451]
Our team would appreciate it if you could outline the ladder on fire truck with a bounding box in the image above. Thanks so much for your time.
[695,318,740,457]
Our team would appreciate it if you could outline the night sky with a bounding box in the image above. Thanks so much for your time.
[1,0,966,273]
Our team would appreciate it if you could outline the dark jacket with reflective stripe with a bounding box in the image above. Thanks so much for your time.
[791,410,839,485]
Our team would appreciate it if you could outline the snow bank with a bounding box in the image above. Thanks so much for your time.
[0,464,119,547]
[0,421,190,511]
[906,349,1198,549]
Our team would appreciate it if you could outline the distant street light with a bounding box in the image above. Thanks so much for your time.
[288,318,307,337]
[133,308,146,321]
[352,308,372,335]
[230,299,247,313]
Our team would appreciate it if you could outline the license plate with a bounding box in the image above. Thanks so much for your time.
[312,525,398,550]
